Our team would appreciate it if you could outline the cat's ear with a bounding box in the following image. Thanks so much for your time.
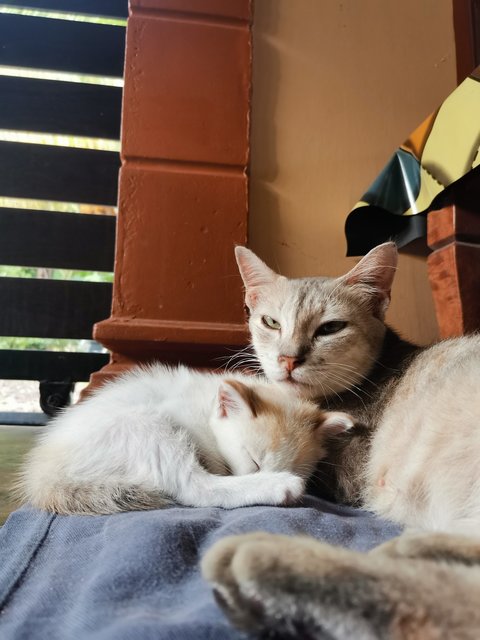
[314,411,354,436]
[217,379,259,420]
[235,247,279,309]
[341,242,398,317]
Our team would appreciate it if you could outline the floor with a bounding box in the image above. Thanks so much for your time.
[0,380,42,523]
[0,379,92,523]
[0,425,38,524]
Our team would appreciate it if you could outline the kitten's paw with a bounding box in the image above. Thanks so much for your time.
[258,471,305,506]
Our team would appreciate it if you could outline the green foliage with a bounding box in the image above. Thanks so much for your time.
[0,336,91,351]
[0,265,113,282]
[0,265,37,278]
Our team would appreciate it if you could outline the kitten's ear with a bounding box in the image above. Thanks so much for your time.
[217,379,259,420]
[342,242,398,317]
[235,247,279,308]
[314,411,354,436]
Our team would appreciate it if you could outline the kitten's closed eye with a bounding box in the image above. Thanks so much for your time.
[314,321,347,337]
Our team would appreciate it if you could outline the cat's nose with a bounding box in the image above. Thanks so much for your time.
[278,355,305,373]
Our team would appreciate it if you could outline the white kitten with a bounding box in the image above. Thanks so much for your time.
[18,364,352,515]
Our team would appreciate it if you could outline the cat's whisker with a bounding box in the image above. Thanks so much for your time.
[220,355,253,369]
[226,351,259,362]
[321,361,358,370]
[221,353,261,373]
[333,376,374,400]
[315,459,343,469]
[326,373,369,408]
[319,361,380,390]
[295,459,342,478]
[224,350,256,363]
[369,357,401,373]
[214,346,257,368]
[317,379,343,404]
[323,361,374,377]
[225,359,262,374]
[318,379,334,408]
[306,469,335,487]
[323,373,367,405]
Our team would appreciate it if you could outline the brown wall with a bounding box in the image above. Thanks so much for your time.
[249,0,457,344]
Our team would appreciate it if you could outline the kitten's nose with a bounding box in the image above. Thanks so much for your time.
[278,355,305,373]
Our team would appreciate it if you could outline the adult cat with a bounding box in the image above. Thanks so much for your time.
[19,364,352,515]
[203,243,480,639]
[234,243,480,532]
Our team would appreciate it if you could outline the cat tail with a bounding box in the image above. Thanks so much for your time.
[13,474,173,515]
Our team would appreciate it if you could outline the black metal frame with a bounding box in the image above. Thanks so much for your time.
[0,1,127,423]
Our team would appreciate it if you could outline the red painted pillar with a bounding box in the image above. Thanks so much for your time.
[91,0,252,384]
[427,205,480,338]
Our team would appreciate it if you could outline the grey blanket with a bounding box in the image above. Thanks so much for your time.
[0,499,401,640]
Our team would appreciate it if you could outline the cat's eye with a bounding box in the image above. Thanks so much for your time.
[314,321,347,337]
[262,315,281,330]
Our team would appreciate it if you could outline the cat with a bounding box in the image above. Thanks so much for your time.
[233,242,480,533]
[202,243,480,639]
[18,363,352,515]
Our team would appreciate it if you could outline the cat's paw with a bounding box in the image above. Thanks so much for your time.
[372,534,425,559]
[201,532,272,632]
[201,532,290,633]
[372,532,480,564]
[202,533,434,639]
[256,471,305,506]
[202,532,375,638]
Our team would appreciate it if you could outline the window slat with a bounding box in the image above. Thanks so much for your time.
[0,350,110,382]
[0,14,126,76]
[0,1,128,18]
[0,209,116,271]
[0,141,119,205]
[0,77,122,139]
[0,278,112,339]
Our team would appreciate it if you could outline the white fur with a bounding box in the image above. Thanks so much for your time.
[19,364,350,515]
